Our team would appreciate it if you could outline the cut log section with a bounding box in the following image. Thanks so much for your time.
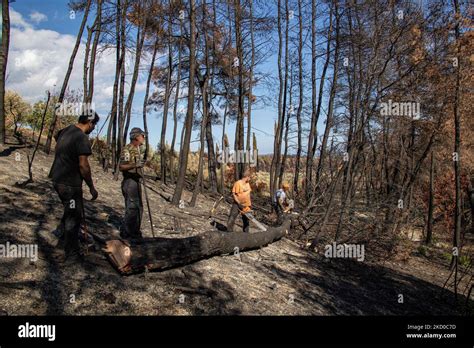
[103,219,292,275]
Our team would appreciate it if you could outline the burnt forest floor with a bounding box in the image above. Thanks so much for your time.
[0,135,473,315]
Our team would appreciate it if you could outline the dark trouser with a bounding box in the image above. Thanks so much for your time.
[53,183,83,256]
[227,202,250,233]
[273,202,284,225]
[121,178,143,239]
[101,157,109,172]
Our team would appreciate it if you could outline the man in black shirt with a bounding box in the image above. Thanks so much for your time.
[49,111,99,262]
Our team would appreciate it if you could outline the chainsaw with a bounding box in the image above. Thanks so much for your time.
[242,209,267,232]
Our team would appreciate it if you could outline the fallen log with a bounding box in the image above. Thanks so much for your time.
[103,219,292,275]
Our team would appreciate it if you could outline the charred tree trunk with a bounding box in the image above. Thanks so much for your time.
[170,20,183,184]
[143,38,159,161]
[191,0,213,205]
[205,115,218,193]
[270,0,284,195]
[83,22,93,102]
[425,151,434,245]
[205,0,218,193]
[305,0,317,201]
[161,19,173,185]
[116,0,128,175]
[308,2,333,196]
[123,12,147,146]
[246,0,255,155]
[172,0,197,206]
[0,0,9,145]
[86,0,102,103]
[191,0,211,207]
[104,220,292,274]
[453,0,462,254]
[190,79,208,207]
[107,0,122,172]
[253,132,258,171]
[293,0,303,194]
[280,64,292,187]
[277,0,290,189]
[452,0,461,299]
[315,1,340,192]
[220,110,228,193]
[233,0,245,180]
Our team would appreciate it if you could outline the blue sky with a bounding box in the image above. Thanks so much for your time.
[6,0,329,155]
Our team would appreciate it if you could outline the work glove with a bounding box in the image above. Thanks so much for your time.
[241,206,252,214]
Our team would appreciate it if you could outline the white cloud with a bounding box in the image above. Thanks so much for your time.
[10,8,31,29]
[29,11,47,24]
[13,49,42,69]
[6,8,161,140]
[6,9,119,116]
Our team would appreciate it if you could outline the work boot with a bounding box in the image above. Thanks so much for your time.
[119,225,143,243]
[64,251,85,265]
[126,233,144,244]
[52,227,64,239]
[51,249,65,262]
[79,231,94,246]
[119,225,128,239]
[51,247,84,264]
[56,237,65,249]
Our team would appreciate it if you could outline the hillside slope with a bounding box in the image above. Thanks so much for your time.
[0,139,470,315]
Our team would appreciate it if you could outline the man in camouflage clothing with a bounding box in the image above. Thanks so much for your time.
[99,142,112,172]
[119,127,147,240]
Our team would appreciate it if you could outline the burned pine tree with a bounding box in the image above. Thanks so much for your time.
[103,219,292,274]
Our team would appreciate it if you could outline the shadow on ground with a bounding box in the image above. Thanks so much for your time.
[255,253,472,315]
[0,141,471,315]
